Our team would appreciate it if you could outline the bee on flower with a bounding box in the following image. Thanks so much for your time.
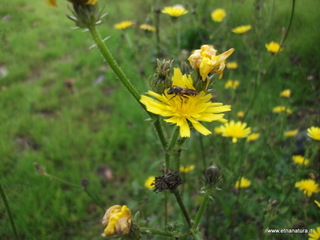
[140,68,231,137]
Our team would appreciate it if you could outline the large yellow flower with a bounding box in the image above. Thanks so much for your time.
[162,5,188,18]
[265,41,282,54]
[234,177,251,188]
[140,68,231,137]
[188,45,234,80]
[295,179,320,197]
[211,8,227,22]
[232,25,252,34]
[219,120,251,143]
[101,205,131,237]
[309,227,320,240]
[307,126,320,141]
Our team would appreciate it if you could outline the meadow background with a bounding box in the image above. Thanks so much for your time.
[1,0,320,239]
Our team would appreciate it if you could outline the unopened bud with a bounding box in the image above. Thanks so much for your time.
[148,59,173,93]
[204,165,220,187]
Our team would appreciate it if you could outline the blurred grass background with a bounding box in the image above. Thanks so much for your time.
[1,0,319,239]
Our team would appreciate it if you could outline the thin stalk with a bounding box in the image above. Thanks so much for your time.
[165,127,180,171]
[192,189,211,231]
[173,190,192,228]
[0,183,20,240]
[88,26,167,152]
[140,227,176,238]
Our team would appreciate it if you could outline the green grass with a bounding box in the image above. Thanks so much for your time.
[1,0,320,239]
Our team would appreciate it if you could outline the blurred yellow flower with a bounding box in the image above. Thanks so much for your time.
[211,8,227,22]
[234,177,251,188]
[315,200,320,208]
[226,61,238,69]
[140,68,231,137]
[162,5,188,18]
[307,126,320,141]
[188,45,234,80]
[214,125,224,134]
[284,129,299,137]
[101,205,131,237]
[219,120,251,143]
[140,24,156,32]
[237,111,245,118]
[280,89,291,98]
[247,133,260,142]
[144,176,155,190]
[272,106,292,115]
[180,165,195,173]
[309,227,320,240]
[295,179,320,197]
[232,25,252,34]
[265,41,282,54]
[292,155,309,166]
[46,0,57,7]
[114,21,134,30]
[225,80,240,89]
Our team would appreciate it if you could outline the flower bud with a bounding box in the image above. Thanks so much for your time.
[67,0,103,28]
[101,205,132,237]
[203,165,220,187]
[148,59,173,93]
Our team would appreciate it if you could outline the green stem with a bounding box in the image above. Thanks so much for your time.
[88,26,168,153]
[89,26,141,104]
[0,182,20,240]
[192,190,211,231]
[173,190,192,228]
[140,227,176,237]
[165,127,180,171]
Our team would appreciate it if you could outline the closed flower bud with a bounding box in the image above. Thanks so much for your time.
[101,205,132,237]
[204,165,220,187]
[67,0,103,28]
[148,59,174,93]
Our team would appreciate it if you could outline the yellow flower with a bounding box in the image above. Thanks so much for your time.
[46,0,57,7]
[214,125,224,134]
[211,8,227,22]
[188,45,234,80]
[114,21,134,30]
[309,227,320,240]
[140,24,156,32]
[219,120,251,143]
[101,205,131,237]
[284,129,299,137]
[292,155,309,166]
[231,25,252,34]
[237,111,245,118]
[144,176,155,190]
[226,61,238,69]
[272,106,292,115]
[295,179,320,197]
[140,68,231,137]
[265,41,282,54]
[162,5,188,18]
[280,89,291,98]
[307,126,320,141]
[224,80,240,89]
[315,200,320,208]
[180,165,195,173]
[234,177,251,188]
[247,133,260,142]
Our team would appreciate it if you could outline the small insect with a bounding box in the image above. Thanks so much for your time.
[167,85,199,101]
